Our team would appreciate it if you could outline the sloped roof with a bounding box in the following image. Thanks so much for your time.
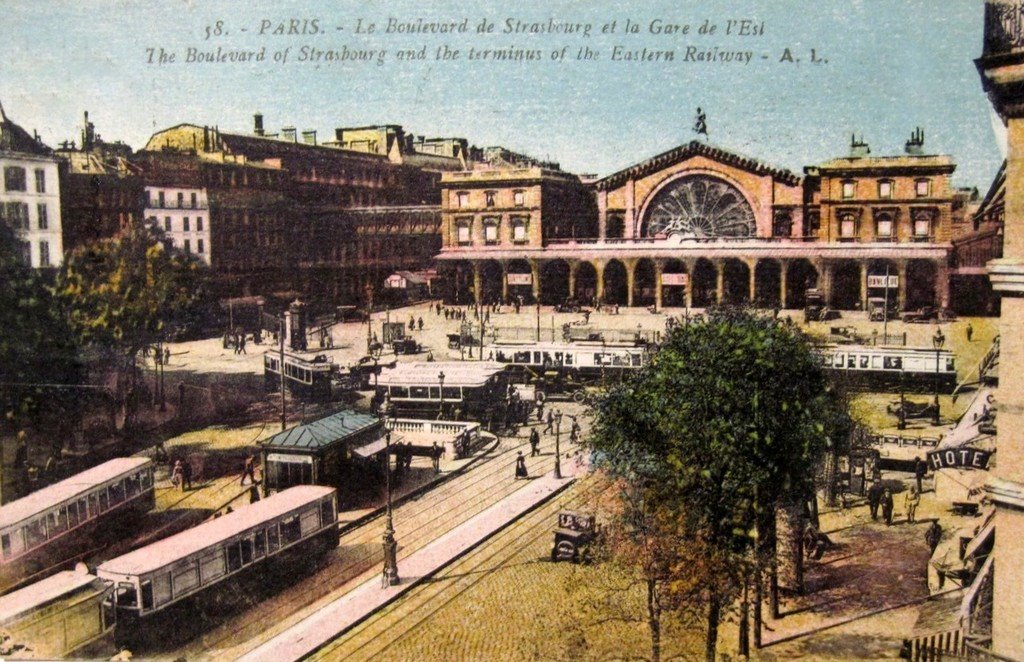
[0,101,51,156]
[262,410,380,451]
[595,140,801,190]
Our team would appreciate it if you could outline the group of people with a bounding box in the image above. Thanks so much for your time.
[517,405,582,479]
[866,483,922,526]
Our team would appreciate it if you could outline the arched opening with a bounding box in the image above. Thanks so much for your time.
[866,259,898,312]
[540,260,571,305]
[785,260,818,309]
[603,260,628,305]
[443,261,474,305]
[722,259,751,305]
[692,259,717,308]
[661,259,688,307]
[506,259,534,305]
[576,262,598,305]
[754,259,782,308]
[830,261,861,310]
[633,259,657,308]
[906,260,938,310]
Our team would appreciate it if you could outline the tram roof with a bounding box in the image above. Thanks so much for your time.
[96,485,336,577]
[261,410,381,451]
[376,361,506,387]
[0,457,152,530]
[816,343,955,355]
[0,568,105,623]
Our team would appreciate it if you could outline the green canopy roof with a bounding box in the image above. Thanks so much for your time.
[262,410,380,452]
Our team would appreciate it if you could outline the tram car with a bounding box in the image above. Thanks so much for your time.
[0,457,154,595]
[816,344,957,391]
[264,351,346,400]
[0,565,115,659]
[375,361,512,424]
[96,486,338,630]
[491,341,649,382]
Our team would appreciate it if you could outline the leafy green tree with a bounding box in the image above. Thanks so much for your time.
[54,223,207,434]
[586,308,850,661]
[0,223,80,434]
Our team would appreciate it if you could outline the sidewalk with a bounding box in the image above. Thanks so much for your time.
[240,469,578,662]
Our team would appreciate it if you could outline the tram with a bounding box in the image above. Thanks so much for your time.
[96,486,338,626]
[816,344,957,391]
[375,361,513,424]
[490,341,649,388]
[0,566,115,659]
[264,351,347,400]
[0,457,154,594]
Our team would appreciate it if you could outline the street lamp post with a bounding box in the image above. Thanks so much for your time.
[378,396,400,587]
[932,328,945,426]
[554,411,563,479]
[438,371,445,419]
[364,284,374,354]
[898,365,907,431]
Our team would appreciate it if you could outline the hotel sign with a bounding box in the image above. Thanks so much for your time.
[661,273,690,286]
[927,448,992,471]
[507,273,533,285]
[867,275,899,289]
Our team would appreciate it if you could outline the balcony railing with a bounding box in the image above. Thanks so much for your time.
[984,0,1024,56]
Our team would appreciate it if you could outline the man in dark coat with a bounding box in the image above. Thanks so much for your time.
[881,488,895,526]
[530,428,541,457]
[867,481,884,521]
[914,457,928,494]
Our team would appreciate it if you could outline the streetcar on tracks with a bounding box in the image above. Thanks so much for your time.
[490,341,649,399]
[96,485,338,629]
[264,351,355,400]
[374,361,515,426]
[816,344,957,391]
[0,457,154,595]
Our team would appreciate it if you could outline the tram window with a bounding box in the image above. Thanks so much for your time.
[172,563,200,596]
[495,350,510,362]
[429,387,440,398]
[118,583,140,608]
[442,386,460,400]
[300,509,320,536]
[1,534,9,559]
[99,490,109,512]
[281,515,302,544]
[883,357,902,369]
[141,469,152,489]
[254,530,267,559]
[847,355,856,368]
[49,509,68,536]
[514,351,530,363]
[872,356,882,368]
[68,501,80,527]
[320,499,335,527]
[410,386,430,399]
[126,474,141,498]
[109,481,125,505]
[267,525,281,553]
[79,497,89,522]
[564,354,573,366]
[227,543,243,572]
[533,352,542,364]
[240,539,254,565]
[946,358,955,371]
[200,550,226,582]
[860,356,870,369]
[153,573,171,606]
[26,519,46,547]
[140,581,153,610]
[832,354,844,368]
[102,600,116,630]
[392,386,409,398]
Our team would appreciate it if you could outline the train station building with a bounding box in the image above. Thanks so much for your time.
[436,135,972,312]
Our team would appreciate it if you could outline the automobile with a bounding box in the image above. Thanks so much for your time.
[867,297,898,322]
[902,306,937,323]
[350,355,396,389]
[392,337,421,355]
[555,299,584,314]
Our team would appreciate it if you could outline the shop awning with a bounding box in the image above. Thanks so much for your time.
[352,437,388,458]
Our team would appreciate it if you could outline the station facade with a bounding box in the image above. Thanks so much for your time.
[437,138,966,312]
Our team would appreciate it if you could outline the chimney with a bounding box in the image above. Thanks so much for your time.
[301,130,317,145]
[849,133,870,158]
[82,111,96,150]
[254,113,265,136]
[282,126,297,142]
[904,126,925,155]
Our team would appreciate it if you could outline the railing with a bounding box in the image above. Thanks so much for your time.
[871,434,942,449]
[910,628,968,660]
[386,418,482,459]
[984,0,1024,56]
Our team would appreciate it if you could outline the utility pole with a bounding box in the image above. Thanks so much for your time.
[279,315,287,431]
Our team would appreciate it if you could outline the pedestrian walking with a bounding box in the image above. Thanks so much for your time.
[571,416,581,438]
[881,487,894,526]
[164,347,171,364]
[238,335,246,355]
[867,481,883,521]
[181,459,193,491]
[514,451,528,479]
[431,442,442,473]
[966,322,974,342]
[417,317,424,331]
[904,486,920,523]
[13,439,27,470]
[530,428,540,456]
[249,482,261,504]
[409,316,416,331]
[171,460,184,490]
[241,453,257,486]
[543,410,554,434]
[925,520,943,553]
[915,456,928,494]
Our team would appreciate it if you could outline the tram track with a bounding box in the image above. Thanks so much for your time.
[175,424,585,658]
[313,473,612,661]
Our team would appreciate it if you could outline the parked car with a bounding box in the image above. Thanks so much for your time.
[392,337,421,355]
[902,306,937,323]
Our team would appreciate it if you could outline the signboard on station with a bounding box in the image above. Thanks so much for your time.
[867,275,900,289]
[507,273,533,286]
[661,273,690,286]
[927,448,992,471]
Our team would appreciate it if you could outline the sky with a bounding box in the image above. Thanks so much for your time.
[1,0,1003,188]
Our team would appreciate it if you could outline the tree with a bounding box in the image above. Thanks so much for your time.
[54,224,207,434]
[586,308,850,661]
[0,223,80,433]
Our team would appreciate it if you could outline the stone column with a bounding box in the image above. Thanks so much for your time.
[684,259,697,309]
[748,259,757,305]
[597,190,608,240]
[530,260,541,303]
[715,260,726,304]
[625,259,637,308]
[817,261,832,307]
[935,261,950,309]
[500,261,509,302]
[654,259,664,311]
[859,262,869,311]
[780,260,789,309]
[568,260,579,299]
[595,261,606,303]
[472,262,482,306]
[896,260,908,311]
[624,179,636,239]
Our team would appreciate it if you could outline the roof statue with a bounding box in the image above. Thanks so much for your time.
[693,107,708,140]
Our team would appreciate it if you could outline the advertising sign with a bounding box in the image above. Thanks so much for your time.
[506,273,533,286]
[927,448,992,472]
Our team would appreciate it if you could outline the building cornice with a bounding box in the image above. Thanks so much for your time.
[989,259,1024,295]
[986,476,1024,512]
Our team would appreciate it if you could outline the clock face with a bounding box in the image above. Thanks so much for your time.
[644,175,755,239]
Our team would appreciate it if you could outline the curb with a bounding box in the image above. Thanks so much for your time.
[337,435,502,536]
